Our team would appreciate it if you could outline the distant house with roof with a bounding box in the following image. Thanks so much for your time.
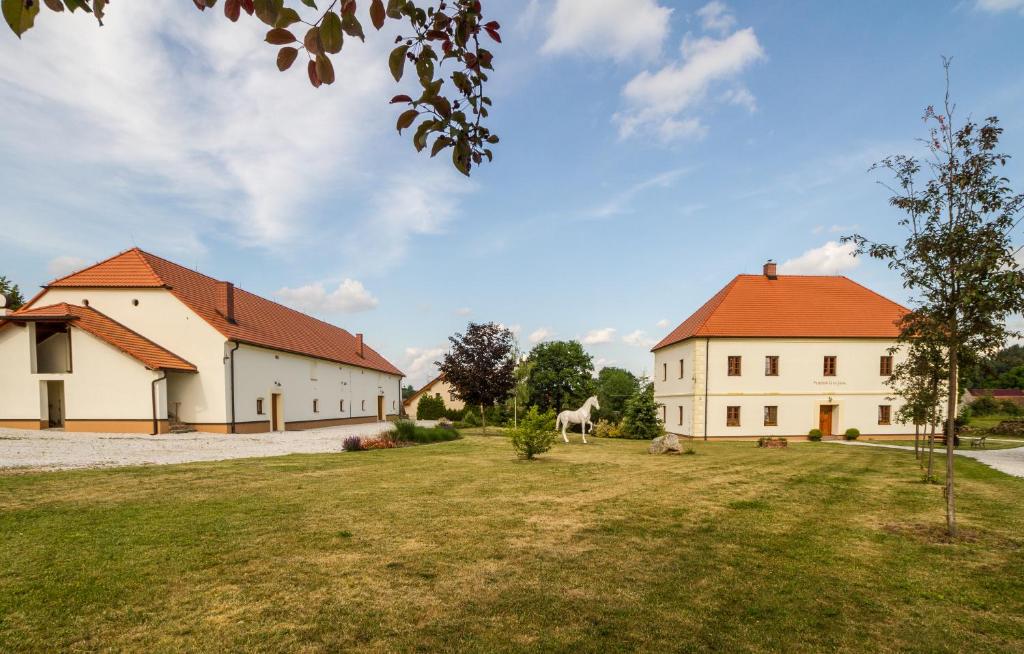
[403,373,465,420]
[963,388,1024,408]
[0,248,403,434]
[652,261,914,440]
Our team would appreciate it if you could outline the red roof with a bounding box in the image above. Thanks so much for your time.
[44,249,403,376]
[4,303,197,372]
[653,274,910,350]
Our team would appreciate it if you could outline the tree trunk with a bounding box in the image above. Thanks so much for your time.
[945,348,958,537]
[915,423,920,461]
[480,404,486,435]
[927,422,935,482]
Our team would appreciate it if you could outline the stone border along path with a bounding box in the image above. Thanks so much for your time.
[831,439,1024,479]
[0,422,396,472]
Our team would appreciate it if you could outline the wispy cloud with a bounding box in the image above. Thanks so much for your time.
[623,329,657,348]
[275,279,380,314]
[780,241,860,275]
[615,7,765,143]
[975,0,1024,13]
[47,256,88,279]
[588,168,693,218]
[455,307,473,316]
[403,346,447,387]
[529,327,555,344]
[696,1,737,33]
[541,0,672,61]
[582,327,616,345]
[655,318,671,328]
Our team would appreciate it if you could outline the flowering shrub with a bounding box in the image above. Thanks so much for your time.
[362,437,398,450]
[594,419,623,439]
[343,436,363,452]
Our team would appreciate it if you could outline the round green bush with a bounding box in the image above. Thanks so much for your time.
[807,428,823,442]
[844,428,860,441]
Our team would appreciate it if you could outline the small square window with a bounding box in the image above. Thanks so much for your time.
[340,399,345,412]
[726,406,740,427]
[361,400,366,411]
[678,405,684,425]
[763,405,778,426]
[728,356,742,376]
[313,399,319,413]
[765,356,779,376]
[256,398,264,415]
[679,359,685,379]
[660,405,666,423]
[663,362,667,381]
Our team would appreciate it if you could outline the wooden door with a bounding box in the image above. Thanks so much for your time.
[377,395,385,421]
[818,405,833,437]
[271,393,283,431]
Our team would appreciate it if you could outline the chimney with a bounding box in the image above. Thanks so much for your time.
[355,333,364,358]
[763,260,778,280]
[218,281,236,324]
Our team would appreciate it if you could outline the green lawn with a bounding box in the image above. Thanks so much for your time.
[968,413,1022,430]
[2,437,1024,652]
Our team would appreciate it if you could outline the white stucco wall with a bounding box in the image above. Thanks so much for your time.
[38,287,229,423]
[0,322,161,422]
[231,344,401,429]
[655,337,909,437]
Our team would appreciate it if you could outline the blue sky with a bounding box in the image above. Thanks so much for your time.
[2,0,1023,385]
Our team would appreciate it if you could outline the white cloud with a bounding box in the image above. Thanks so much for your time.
[623,330,657,348]
[541,0,672,61]
[582,327,616,345]
[275,279,379,314]
[344,169,470,273]
[779,241,860,275]
[594,357,617,370]
[403,346,446,387]
[976,0,1024,12]
[455,307,473,316]
[47,256,88,279]
[503,323,522,337]
[721,86,757,112]
[616,27,765,142]
[0,1,434,263]
[696,1,736,33]
[589,167,692,218]
[529,327,555,344]
[655,318,671,328]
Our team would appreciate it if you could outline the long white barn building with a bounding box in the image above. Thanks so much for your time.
[652,261,912,440]
[0,248,403,434]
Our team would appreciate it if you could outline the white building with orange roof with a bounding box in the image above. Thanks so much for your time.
[0,249,403,434]
[652,261,913,441]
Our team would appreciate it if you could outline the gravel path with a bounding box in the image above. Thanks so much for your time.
[831,440,1024,479]
[0,423,395,472]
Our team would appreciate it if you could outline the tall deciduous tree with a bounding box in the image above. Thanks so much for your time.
[524,340,594,413]
[437,321,515,430]
[846,61,1024,537]
[0,275,25,310]
[594,366,639,424]
[2,0,501,176]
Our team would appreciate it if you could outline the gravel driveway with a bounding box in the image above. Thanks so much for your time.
[0,423,395,472]
[832,440,1024,479]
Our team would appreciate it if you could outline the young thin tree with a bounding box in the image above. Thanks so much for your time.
[846,61,1024,536]
[437,321,515,432]
[890,340,947,482]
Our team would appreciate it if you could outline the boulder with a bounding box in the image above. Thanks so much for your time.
[649,432,682,454]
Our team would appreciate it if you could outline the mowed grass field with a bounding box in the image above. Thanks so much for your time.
[2,436,1024,653]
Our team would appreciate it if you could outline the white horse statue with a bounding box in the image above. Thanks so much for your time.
[556,396,600,444]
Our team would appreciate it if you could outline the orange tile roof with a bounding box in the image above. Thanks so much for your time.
[45,249,403,376]
[4,303,197,372]
[652,274,910,350]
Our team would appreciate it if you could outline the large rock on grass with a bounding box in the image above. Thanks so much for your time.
[649,433,682,454]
